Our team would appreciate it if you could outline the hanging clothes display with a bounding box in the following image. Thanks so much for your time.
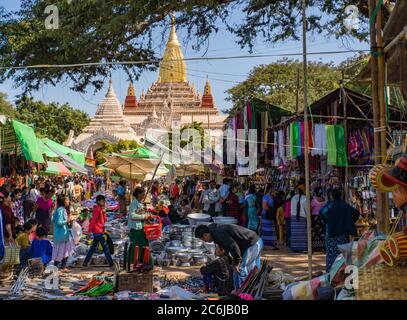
[274,131,279,166]
[286,125,291,161]
[335,125,348,167]
[278,130,285,165]
[326,125,337,166]
[297,122,303,156]
[299,122,304,156]
[263,112,268,151]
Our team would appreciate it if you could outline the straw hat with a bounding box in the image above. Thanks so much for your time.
[381,153,407,188]
[369,164,399,192]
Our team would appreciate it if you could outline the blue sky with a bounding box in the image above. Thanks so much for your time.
[0,1,369,116]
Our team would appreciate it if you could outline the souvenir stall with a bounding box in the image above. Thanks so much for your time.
[267,87,407,224]
[223,97,291,181]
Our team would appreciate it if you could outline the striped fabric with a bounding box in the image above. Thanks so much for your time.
[290,217,307,252]
[261,218,277,247]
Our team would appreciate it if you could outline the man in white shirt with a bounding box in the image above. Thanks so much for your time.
[201,180,221,217]
[219,178,230,216]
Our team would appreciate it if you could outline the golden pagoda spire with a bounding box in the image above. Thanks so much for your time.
[158,13,187,83]
[127,81,135,96]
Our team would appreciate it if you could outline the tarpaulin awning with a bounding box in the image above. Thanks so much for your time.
[39,161,71,176]
[38,139,58,158]
[42,138,86,166]
[11,120,45,163]
[45,143,88,174]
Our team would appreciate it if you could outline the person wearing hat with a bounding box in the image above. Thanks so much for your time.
[290,185,307,252]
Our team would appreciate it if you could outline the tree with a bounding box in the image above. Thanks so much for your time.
[15,96,90,143]
[226,58,342,111]
[94,139,141,164]
[0,0,392,94]
[0,92,17,118]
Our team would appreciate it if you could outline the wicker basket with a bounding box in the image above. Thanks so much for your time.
[357,264,407,300]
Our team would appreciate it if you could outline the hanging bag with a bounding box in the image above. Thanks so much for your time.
[144,215,162,241]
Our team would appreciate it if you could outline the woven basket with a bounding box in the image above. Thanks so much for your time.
[357,264,407,300]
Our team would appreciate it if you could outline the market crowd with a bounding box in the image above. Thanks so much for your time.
[0,173,361,296]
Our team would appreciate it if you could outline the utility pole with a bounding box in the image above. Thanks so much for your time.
[376,0,389,233]
[302,0,313,280]
[295,67,300,113]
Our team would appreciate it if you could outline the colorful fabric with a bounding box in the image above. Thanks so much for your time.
[29,239,53,265]
[335,125,348,167]
[290,217,307,252]
[261,218,277,247]
[299,122,305,156]
[326,125,337,166]
[233,238,263,289]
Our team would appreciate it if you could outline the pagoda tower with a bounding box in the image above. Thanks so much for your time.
[201,76,215,108]
[124,81,138,111]
[70,79,138,153]
[123,14,226,138]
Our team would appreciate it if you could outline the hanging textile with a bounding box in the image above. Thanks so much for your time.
[286,125,291,161]
[278,130,285,165]
[263,112,268,151]
[326,125,337,166]
[335,125,348,167]
[243,105,248,140]
[274,131,279,166]
[251,103,257,130]
[246,101,252,129]
[296,122,302,156]
[299,122,304,156]
[308,121,313,149]
[290,123,297,159]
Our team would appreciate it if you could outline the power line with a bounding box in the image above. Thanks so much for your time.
[0,49,370,71]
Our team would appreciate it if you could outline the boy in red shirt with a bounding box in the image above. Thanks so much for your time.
[83,195,114,267]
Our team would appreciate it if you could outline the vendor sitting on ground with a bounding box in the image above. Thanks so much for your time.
[195,224,263,289]
[156,201,171,226]
[200,245,234,296]
[177,199,192,220]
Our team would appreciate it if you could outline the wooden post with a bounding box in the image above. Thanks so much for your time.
[295,67,300,113]
[376,1,389,233]
[343,87,349,203]
[302,0,313,280]
[369,0,384,232]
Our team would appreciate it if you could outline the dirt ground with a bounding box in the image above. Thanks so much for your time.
[66,245,326,280]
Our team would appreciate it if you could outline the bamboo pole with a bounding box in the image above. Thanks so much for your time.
[369,0,384,232]
[302,0,313,280]
[376,1,389,233]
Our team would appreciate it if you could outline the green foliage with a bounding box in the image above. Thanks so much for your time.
[95,139,141,164]
[168,122,209,150]
[226,58,342,112]
[0,0,380,93]
[15,96,90,143]
[0,93,16,118]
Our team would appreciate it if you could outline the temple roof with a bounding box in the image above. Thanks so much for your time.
[158,14,187,83]
[74,80,138,146]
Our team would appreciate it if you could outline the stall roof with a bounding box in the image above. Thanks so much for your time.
[357,0,407,98]
[11,120,45,163]
[42,138,85,166]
